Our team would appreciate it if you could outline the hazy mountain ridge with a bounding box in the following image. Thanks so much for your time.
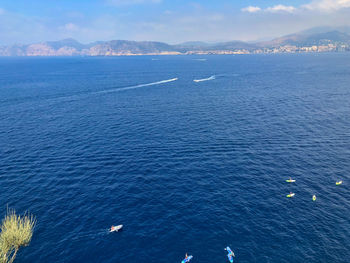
[174,41,257,53]
[88,40,177,56]
[260,30,350,47]
[1,27,350,56]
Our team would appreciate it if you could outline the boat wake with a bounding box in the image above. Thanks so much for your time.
[96,78,178,94]
[193,75,216,83]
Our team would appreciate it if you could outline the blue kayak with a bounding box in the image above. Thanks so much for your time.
[181,255,193,263]
[226,247,234,263]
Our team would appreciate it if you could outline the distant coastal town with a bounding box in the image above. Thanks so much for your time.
[185,43,349,55]
[183,43,349,55]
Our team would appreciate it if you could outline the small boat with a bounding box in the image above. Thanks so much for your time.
[193,76,215,82]
[110,225,123,232]
[286,193,295,198]
[286,178,295,183]
[312,195,316,201]
[336,181,343,185]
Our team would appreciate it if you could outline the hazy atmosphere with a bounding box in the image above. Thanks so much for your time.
[1,0,350,44]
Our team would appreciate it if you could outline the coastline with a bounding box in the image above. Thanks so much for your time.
[0,49,349,57]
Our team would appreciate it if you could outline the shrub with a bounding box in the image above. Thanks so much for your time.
[0,209,35,263]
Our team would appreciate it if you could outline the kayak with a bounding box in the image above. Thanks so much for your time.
[336,181,343,185]
[226,246,234,263]
[286,179,296,183]
[181,255,193,263]
[110,225,123,232]
[286,193,295,198]
[312,195,316,201]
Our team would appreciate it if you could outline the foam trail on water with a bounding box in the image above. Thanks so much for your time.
[96,78,178,94]
[45,78,178,104]
[193,75,215,83]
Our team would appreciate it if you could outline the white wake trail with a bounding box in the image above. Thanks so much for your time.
[97,78,178,94]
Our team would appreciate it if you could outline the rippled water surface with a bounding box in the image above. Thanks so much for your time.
[0,54,350,263]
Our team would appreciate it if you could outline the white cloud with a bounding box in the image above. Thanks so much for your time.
[106,0,161,6]
[266,5,296,13]
[241,6,261,13]
[242,0,350,14]
[241,4,295,13]
[303,0,350,11]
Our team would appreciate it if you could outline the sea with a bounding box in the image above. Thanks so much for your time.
[0,54,349,263]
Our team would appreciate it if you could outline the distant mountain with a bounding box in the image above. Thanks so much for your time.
[174,41,213,52]
[0,27,350,56]
[259,30,350,47]
[298,26,350,35]
[208,41,257,51]
[176,41,213,47]
[174,40,256,53]
[0,40,179,56]
[88,40,177,56]
[45,38,87,51]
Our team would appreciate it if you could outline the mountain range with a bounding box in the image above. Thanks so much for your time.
[1,27,350,56]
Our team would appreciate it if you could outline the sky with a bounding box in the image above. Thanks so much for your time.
[0,0,350,45]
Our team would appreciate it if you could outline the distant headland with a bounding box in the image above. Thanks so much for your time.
[1,27,350,56]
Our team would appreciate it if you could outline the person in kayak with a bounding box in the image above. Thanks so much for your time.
[110,225,115,231]
[225,248,235,257]
[182,253,193,263]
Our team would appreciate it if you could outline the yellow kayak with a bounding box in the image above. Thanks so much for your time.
[286,193,295,198]
[336,181,343,185]
[286,179,295,183]
[312,195,316,201]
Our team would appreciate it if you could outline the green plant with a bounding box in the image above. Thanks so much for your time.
[0,209,35,263]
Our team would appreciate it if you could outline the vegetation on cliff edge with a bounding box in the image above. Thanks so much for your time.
[0,209,35,263]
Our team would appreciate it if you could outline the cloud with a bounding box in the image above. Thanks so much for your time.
[241,6,261,13]
[266,5,296,13]
[242,0,350,14]
[106,0,161,6]
[303,0,350,11]
[242,4,295,13]
[0,8,5,15]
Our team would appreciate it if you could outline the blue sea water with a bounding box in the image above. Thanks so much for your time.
[0,54,350,263]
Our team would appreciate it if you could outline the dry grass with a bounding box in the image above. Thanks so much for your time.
[0,209,35,263]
